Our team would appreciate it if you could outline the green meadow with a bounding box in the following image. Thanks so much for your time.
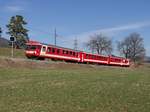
[0,58,150,112]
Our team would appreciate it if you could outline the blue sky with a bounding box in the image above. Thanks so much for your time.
[0,0,150,56]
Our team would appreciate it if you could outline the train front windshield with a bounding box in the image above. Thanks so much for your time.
[26,45,41,50]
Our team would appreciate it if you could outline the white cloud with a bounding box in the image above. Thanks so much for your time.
[5,5,24,12]
[68,21,150,43]
[95,22,150,33]
[64,21,150,51]
[78,22,150,37]
[3,0,29,13]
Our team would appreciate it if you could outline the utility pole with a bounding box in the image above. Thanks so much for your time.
[11,41,14,57]
[74,37,78,50]
[0,27,2,38]
[54,28,57,46]
[10,36,15,58]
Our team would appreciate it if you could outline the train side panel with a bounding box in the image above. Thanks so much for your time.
[83,53,108,64]
[39,45,80,62]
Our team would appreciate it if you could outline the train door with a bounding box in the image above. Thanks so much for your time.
[79,52,84,62]
[108,55,111,65]
[40,45,47,56]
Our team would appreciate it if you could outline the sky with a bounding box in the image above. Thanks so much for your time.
[0,0,150,56]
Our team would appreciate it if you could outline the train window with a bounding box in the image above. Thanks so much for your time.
[26,45,37,50]
[26,45,42,51]
[86,54,89,58]
[92,55,95,59]
[73,52,75,56]
[89,55,91,59]
[118,59,121,62]
[101,57,106,61]
[63,50,65,54]
[103,57,106,61]
[47,47,51,53]
[57,49,60,54]
[97,56,99,59]
[95,56,97,59]
[30,46,36,50]
[52,48,55,53]
[70,51,72,55]
[42,46,46,52]
[66,51,68,54]
[75,53,78,57]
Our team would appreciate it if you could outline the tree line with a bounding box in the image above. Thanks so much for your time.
[0,15,146,63]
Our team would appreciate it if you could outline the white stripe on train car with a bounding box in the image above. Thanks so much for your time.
[110,62,129,66]
[109,62,124,65]
[40,53,80,61]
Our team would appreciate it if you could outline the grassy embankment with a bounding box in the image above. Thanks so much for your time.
[0,57,150,112]
[0,47,25,58]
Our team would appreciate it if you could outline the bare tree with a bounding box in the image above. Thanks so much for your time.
[86,37,97,53]
[86,34,113,55]
[117,33,145,62]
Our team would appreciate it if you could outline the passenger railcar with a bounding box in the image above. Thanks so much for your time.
[25,41,130,67]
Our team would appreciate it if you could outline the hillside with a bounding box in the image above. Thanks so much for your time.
[0,37,9,47]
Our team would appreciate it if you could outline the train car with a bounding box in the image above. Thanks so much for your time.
[82,52,109,65]
[43,45,81,62]
[25,41,81,62]
[25,41,130,67]
[109,55,130,67]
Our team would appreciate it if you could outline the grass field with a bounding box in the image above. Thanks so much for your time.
[0,47,25,58]
[0,58,150,112]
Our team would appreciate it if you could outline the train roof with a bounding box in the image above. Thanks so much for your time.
[26,40,81,52]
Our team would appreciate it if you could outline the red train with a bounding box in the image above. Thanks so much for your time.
[25,41,130,67]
